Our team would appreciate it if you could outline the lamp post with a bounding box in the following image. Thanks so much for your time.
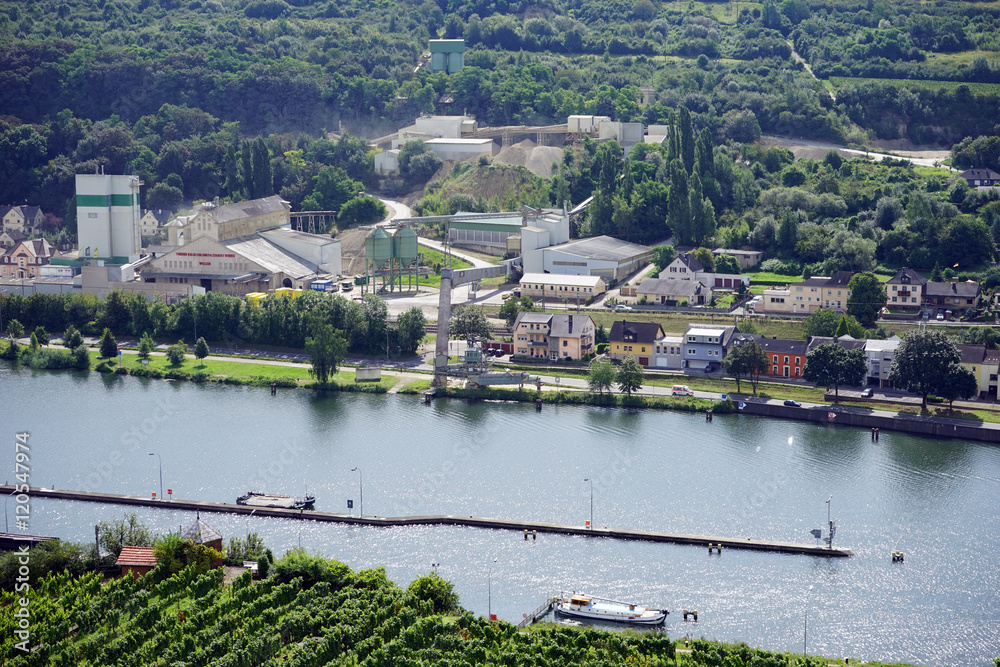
[488,558,498,619]
[804,584,814,657]
[583,478,593,529]
[351,467,363,517]
[148,452,162,500]
[826,495,834,549]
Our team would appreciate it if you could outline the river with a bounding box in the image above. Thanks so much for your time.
[3,365,999,666]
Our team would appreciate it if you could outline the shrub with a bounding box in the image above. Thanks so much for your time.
[72,345,91,369]
[166,340,187,366]
[26,348,76,369]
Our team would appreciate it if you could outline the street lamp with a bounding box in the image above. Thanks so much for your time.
[148,453,162,500]
[351,467,363,517]
[804,585,814,657]
[488,558,498,619]
[583,478,593,529]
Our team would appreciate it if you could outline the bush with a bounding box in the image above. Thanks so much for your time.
[26,348,76,369]
[166,340,187,366]
[63,325,83,349]
[72,345,91,369]
[407,573,461,613]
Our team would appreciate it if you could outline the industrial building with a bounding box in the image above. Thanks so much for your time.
[524,235,652,282]
[518,273,606,300]
[364,226,419,293]
[429,39,465,74]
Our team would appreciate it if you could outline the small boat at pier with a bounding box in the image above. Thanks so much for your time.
[236,491,315,510]
[555,593,667,625]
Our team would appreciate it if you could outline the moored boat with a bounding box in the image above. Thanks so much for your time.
[554,593,667,625]
[236,491,315,510]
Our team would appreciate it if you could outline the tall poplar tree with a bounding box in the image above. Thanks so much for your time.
[668,159,691,244]
[679,106,695,174]
[251,137,272,199]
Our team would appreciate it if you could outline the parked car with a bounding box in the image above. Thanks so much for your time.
[936,312,945,321]
[783,399,801,407]
[501,292,513,300]
[614,304,633,311]
[861,388,874,397]
[671,384,694,396]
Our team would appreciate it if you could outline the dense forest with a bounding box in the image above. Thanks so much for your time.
[2,0,1000,273]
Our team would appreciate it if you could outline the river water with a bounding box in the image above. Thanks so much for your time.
[3,365,999,666]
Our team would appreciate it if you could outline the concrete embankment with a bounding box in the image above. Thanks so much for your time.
[5,486,852,558]
[735,400,1000,443]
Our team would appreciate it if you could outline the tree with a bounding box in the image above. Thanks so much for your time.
[407,573,461,613]
[338,196,387,227]
[450,304,492,340]
[138,331,155,359]
[803,309,841,337]
[63,324,83,349]
[616,356,644,395]
[6,318,24,342]
[305,324,348,384]
[714,254,740,275]
[668,160,691,243]
[72,345,91,370]
[802,343,868,401]
[834,316,851,337]
[888,330,962,411]
[587,356,616,394]
[154,534,223,576]
[96,513,153,559]
[938,363,979,409]
[166,340,187,366]
[651,245,676,273]
[396,307,427,354]
[847,272,887,327]
[499,296,535,329]
[251,136,272,199]
[99,327,118,359]
[723,339,769,395]
[33,326,50,346]
[194,336,210,360]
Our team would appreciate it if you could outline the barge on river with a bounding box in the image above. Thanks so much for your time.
[236,491,315,510]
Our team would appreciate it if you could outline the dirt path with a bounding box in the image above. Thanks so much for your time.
[788,41,835,102]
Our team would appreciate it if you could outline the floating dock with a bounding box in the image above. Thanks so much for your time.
[4,486,853,558]
[518,596,559,628]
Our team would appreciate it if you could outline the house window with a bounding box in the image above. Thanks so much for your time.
[795,368,800,376]
[892,297,897,302]
[688,348,696,355]
[784,356,789,364]
[563,340,567,347]
[772,365,778,374]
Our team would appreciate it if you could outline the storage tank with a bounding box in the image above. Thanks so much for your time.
[366,227,392,269]
[392,227,418,266]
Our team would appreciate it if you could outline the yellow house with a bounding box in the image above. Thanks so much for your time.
[957,343,987,397]
[608,320,664,366]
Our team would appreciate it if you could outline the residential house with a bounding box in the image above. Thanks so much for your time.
[518,272,606,301]
[759,337,809,378]
[0,205,44,234]
[0,239,57,278]
[609,320,665,366]
[956,344,988,397]
[139,209,173,239]
[763,272,854,315]
[635,277,709,305]
[884,268,926,310]
[862,337,901,387]
[682,324,736,371]
[983,349,1000,399]
[116,546,157,580]
[0,229,27,248]
[652,333,684,369]
[512,312,595,361]
[659,251,749,290]
[924,279,981,316]
[957,168,1000,188]
[806,335,866,354]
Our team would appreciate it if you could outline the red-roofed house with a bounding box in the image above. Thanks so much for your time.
[0,239,58,278]
[116,546,157,579]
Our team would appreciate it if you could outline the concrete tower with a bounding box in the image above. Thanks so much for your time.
[76,173,143,263]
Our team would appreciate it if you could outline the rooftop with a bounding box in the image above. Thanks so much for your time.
[520,272,603,286]
[549,235,651,262]
[116,546,157,567]
[223,235,319,278]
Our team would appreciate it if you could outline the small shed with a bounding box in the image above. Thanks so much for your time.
[116,546,157,580]
[182,512,224,567]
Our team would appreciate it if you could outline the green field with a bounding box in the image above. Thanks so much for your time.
[829,76,1000,96]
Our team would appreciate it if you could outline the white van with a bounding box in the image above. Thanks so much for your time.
[671,384,694,396]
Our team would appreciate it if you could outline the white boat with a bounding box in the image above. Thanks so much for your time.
[554,593,667,625]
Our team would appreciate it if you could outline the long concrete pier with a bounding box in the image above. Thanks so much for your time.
[5,486,853,558]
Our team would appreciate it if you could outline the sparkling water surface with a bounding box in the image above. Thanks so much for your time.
[3,366,999,666]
